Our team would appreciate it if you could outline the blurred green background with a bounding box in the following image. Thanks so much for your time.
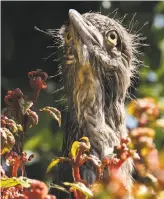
[1,1,164,183]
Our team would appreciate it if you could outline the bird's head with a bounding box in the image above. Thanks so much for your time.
[58,9,140,127]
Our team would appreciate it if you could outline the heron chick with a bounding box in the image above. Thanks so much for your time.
[52,9,141,198]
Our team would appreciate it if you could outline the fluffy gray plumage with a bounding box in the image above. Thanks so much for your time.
[49,9,143,199]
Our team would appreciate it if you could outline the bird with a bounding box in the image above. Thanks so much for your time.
[50,9,141,199]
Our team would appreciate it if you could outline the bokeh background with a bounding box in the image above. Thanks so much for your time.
[1,1,164,184]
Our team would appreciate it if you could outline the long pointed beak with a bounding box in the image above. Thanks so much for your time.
[68,9,104,49]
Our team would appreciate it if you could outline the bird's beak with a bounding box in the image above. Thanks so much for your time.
[69,9,104,50]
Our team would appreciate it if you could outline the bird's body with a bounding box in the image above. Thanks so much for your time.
[51,9,140,198]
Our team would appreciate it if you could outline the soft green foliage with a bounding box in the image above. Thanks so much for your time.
[138,2,164,150]
[0,177,31,188]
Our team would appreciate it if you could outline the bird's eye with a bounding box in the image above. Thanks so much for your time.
[106,30,118,47]
[65,32,72,43]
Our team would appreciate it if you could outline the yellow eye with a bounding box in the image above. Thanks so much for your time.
[65,32,72,43]
[106,30,118,47]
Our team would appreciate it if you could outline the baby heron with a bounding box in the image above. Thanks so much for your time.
[52,9,140,198]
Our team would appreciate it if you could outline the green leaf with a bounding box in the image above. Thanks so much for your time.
[1,128,15,155]
[46,157,71,173]
[63,182,93,198]
[0,177,31,188]
[71,141,80,160]
[49,183,70,194]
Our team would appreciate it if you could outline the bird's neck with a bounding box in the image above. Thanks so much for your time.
[64,67,127,158]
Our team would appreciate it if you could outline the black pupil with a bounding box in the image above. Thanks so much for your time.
[110,32,116,40]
